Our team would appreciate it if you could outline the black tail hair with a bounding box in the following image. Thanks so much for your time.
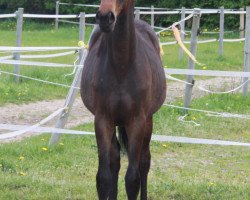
[118,126,128,153]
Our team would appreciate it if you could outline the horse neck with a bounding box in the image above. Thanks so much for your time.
[107,6,136,67]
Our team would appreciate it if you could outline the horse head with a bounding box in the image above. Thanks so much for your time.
[96,0,133,32]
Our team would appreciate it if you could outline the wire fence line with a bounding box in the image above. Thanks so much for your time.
[0,8,246,19]
[157,12,194,34]
[0,14,16,19]
[0,51,75,60]
[165,73,250,95]
[161,38,245,46]
[57,1,246,14]
[58,2,168,10]
[165,69,250,78]
[0,46,81,52]
[0,48,87,89]
[0,7,249,145]
[59,2,168,11]
[20,51,76,59]
[160,38,241,46]
[0,99,249,145]
[0,107,66,140]
[0,13,95,19]
[164,104,250,120]
[0,59,74,67]
[0,70,80,89]
[197,80,250,94]
[54,1,247,32]
[0,66,249,96]
[0,7,249,92]
[0,9,248,92]
[139,10,246,15]
[23,14,96,19]
[0,9,246,46]
[1,123,250,147]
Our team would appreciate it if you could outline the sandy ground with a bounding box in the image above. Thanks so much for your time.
[0,76,247,142]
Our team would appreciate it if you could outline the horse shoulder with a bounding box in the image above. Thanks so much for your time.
[81,28,103,114]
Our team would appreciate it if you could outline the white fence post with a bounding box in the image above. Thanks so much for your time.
[240,8,245,39]
[179,7,186,60]
[135,9,140,20]
[79,12,86,45]
[219,7,225,56]
[49,12,86,146]
[184,8,201,112]
[243,7,250,96]
[55,1,60,30]
[13,8,24,83]
[151,5,154,28]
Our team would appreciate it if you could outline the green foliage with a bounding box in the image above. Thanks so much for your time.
[138,0,250,29]
[0,23,246,105]
[0,94,249,199]
[0,0,98,14]
[0,0,249,13]
[0,0,54,14]
[0,26,93,105]
[0,0,250,29]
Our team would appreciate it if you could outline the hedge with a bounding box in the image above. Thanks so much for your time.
[1,0,250,29]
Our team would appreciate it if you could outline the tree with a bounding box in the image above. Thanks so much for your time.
[0,0,249,29]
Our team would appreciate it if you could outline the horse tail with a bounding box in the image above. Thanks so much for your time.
[118,126,128,153]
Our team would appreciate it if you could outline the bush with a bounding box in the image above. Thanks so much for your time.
[1,0,250,29]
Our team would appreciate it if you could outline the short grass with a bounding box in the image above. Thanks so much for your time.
[160,31,245,72]
[0,94,249,199]
[0,21,247,105]
[0,23,93,106]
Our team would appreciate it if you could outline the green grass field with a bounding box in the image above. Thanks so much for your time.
[0,21,250,199]
[0,94,249,199]
[0,23,93,105]
[0,21,246,105]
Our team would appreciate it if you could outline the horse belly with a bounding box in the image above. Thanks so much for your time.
[106,91,135,123]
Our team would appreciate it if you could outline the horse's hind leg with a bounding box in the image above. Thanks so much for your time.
[140,117,153,200]
[125,117,146,200]
[109,132,121,200]
[95,116,114,200]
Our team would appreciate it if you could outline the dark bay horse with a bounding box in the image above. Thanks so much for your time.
[80,0,166,199]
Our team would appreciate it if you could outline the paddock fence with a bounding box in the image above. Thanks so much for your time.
[0,7,249,147]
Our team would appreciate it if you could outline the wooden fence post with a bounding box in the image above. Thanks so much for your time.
[55,1,60,30]
[240,8,245,39]
[243,7,250,96]
[183,8,201,112]
[13,8,24,83]
[179,7,186,60]
[49,13,86,146]
[219,7,225,56]
[151,5,154,28]
[135,9,140,20]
